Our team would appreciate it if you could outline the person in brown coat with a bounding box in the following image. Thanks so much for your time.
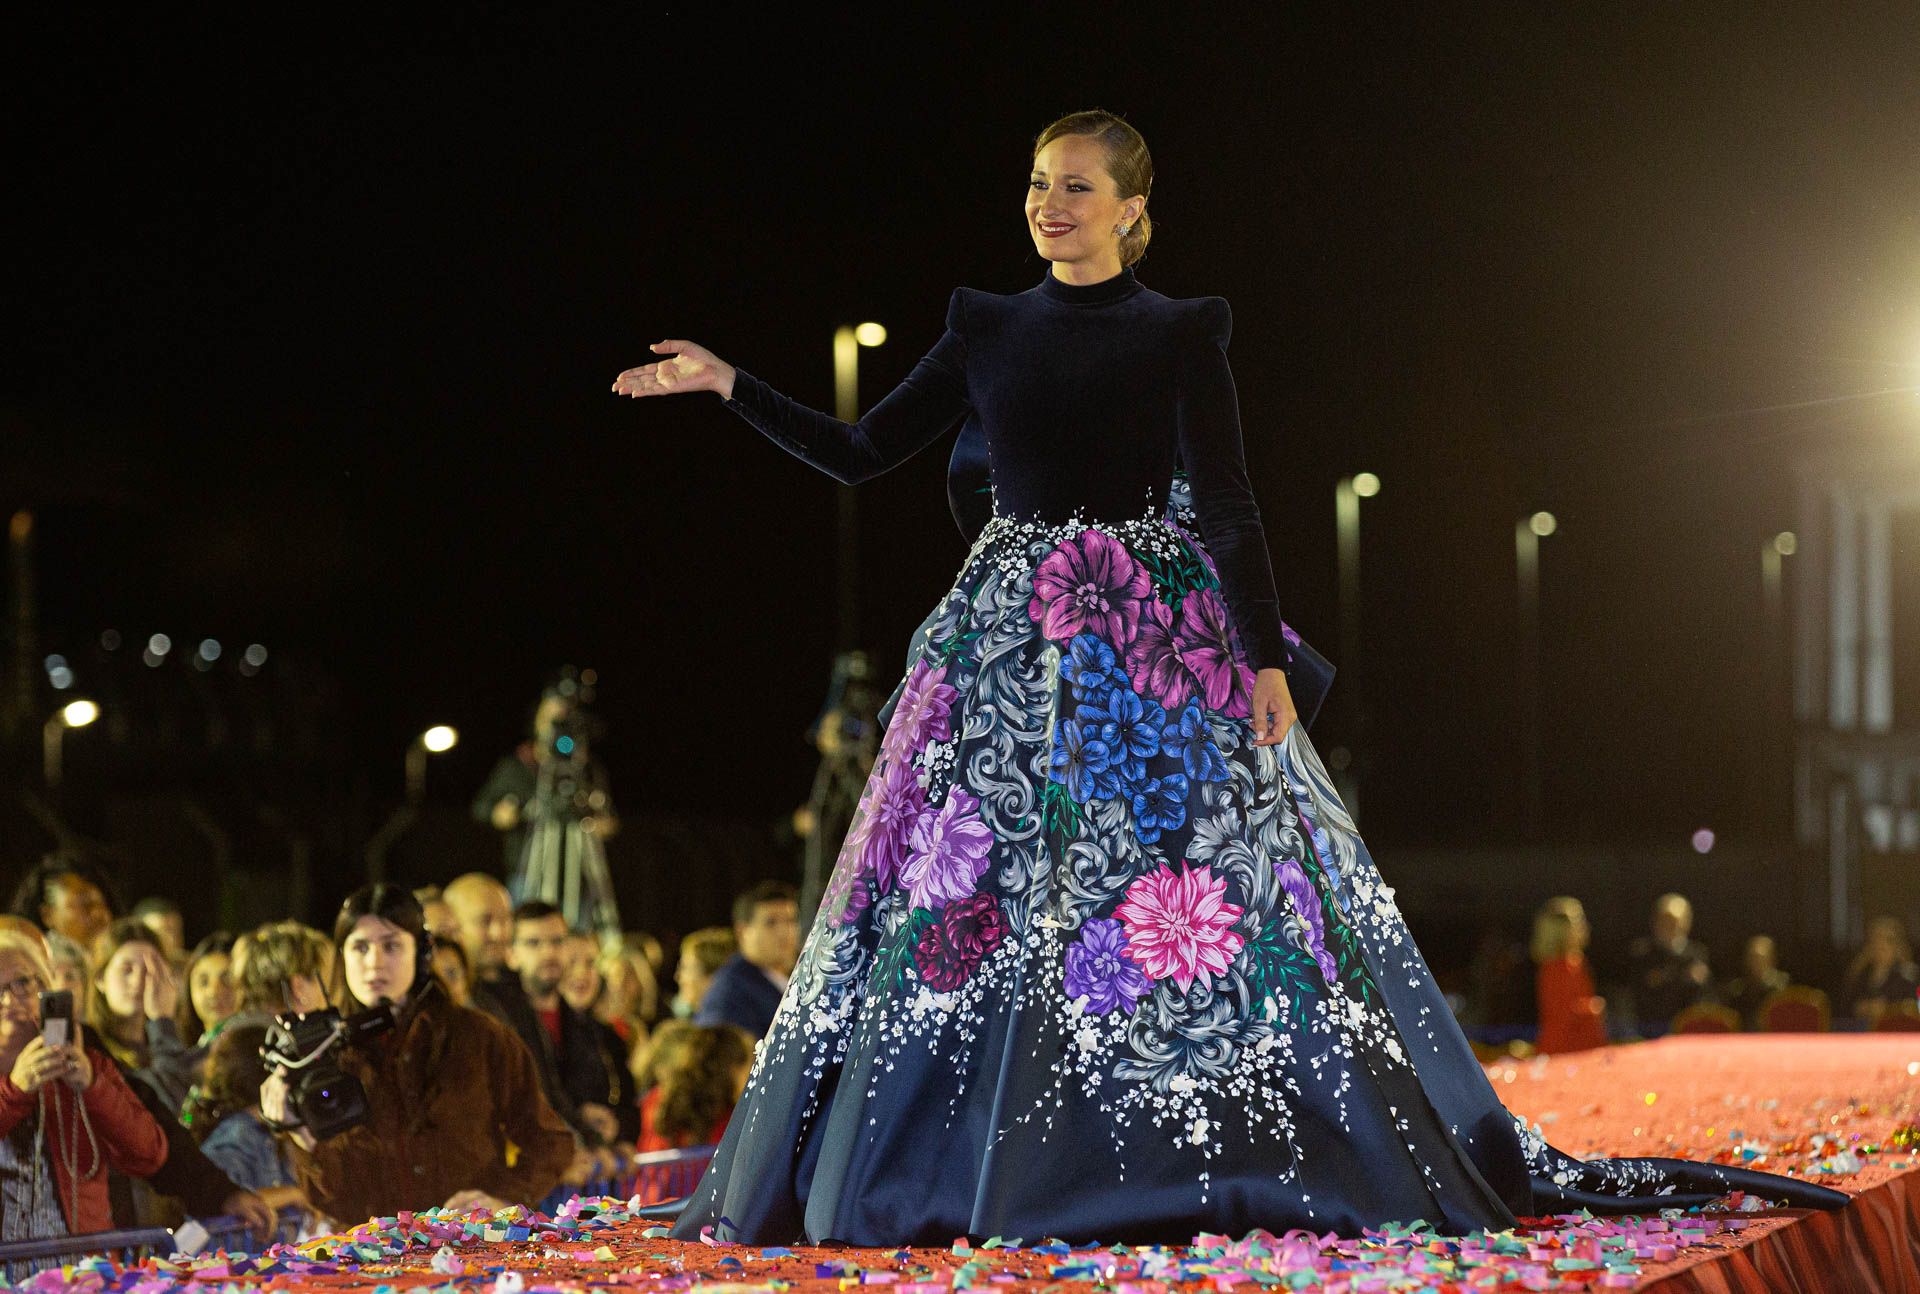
[261,885,575,1225]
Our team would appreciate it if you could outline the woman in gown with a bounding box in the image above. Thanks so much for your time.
[612,109,1848,1246]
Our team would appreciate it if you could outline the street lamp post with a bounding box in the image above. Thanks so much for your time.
[43,698,100,789]
[1334,473,1380,817]
[831,322,887,649]
[1759,531,1797,839]
[1516,511,1557,840]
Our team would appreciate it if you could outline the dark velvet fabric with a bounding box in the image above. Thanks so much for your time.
[722,265,1289,674]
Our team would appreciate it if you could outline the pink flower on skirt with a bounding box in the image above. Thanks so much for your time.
[1028,529,1152,646]
[1115,862,1246,992]
[1179,588,1255,718]
[1125,598,1207,710]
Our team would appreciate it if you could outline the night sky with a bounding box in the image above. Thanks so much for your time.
[7,9,1918,918]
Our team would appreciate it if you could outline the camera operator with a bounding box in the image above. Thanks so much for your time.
[0,928,167,1241]
[260,884,575,1223]
[472,689,620,899]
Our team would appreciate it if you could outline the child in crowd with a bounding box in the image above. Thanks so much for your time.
[636,1022,754,1152]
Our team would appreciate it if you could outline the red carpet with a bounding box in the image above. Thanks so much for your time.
[21,1035,1918,1292]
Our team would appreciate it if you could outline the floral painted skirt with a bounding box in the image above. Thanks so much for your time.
[671,509,1848,1246]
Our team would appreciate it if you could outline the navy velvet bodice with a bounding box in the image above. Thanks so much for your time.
[721,265,1287,673]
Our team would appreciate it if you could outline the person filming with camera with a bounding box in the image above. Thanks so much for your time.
[260,885,575,1223]
[0,927,168,1243]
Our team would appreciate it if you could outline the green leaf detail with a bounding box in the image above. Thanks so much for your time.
[1040,779,1082,839]
[876,907,937,996]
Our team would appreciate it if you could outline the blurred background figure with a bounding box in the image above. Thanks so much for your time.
[1720,935,1793,1030]
[432,938,473,1007]
[1844,916,1920,1024]
[1530,897,1608,1055]
[130,897,187,967]
[673,927,736,1021]
[185,1021,301,1197]
[86,919,197,1110]
[1626,892,1712,1032]
[9,854,117,952]
[697,882,799,1038]
[635,1021,755,1153]
[230,922,333,1023]
[414,886,458,943]
[43,930,91,1002]
[179,931,239,1047]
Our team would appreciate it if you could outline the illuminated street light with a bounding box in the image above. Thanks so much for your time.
[853,321,887,347]
[1334,473,1382,817]
[44,699,101,789]
[407,724,461,803]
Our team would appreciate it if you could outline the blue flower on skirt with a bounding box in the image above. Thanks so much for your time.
[1078,685,1164,790]
[1130,773,1190,844]
[1160,697,1229,783]
[1049,717,1117,803]
[1060,632,1126,703]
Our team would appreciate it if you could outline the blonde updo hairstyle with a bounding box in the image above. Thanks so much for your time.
[1032,109,1153,268]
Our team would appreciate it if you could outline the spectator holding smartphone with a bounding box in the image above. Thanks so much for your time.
[261,884,576,1222]
[0,927,167,1240]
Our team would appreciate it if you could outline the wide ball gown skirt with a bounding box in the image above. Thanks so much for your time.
[671,503,1848,1246]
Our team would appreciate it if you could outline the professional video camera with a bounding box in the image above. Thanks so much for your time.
[260,1004,396,1140]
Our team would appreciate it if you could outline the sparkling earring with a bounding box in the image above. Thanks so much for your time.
[1116,223,1132,236]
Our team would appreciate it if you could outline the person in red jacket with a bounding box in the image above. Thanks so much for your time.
[0,929,168,1238]
[1530,897,1609,1055]
[636,1022,754,1153]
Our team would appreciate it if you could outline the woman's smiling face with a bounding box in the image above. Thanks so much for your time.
[1026,134,1142,268]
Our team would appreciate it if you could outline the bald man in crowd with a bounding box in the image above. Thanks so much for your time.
[443,872,515,1013]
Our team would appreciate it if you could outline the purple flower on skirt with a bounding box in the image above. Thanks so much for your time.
[1179,588,1256,718]
[1125,598,1208,711]
[884,658,958,760]
[914,892,1007,990]
[1276,857,1339,984]
[901,786,997,910]
[841,757,926,916]
[1063,917,1152,1015]
[1028,530,1152,646]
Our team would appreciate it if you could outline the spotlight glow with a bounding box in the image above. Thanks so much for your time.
[1529,511,1558,537]
[1772,531,1797,556]
[198,639,222,662]
[1690,828,1716,854]
[422,725,459,753]
[147,633,172,656]
[60,700,99,728]
[243,644,268,667]
[854,322,887,347]
[1352,472,1381,498]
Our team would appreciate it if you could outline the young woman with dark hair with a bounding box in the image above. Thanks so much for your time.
[260,883,577,1224]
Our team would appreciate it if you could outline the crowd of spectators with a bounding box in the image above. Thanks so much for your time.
[0,851,800,1259]
[1506,890,1920,1056]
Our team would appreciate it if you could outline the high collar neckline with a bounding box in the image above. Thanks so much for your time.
[1037,264,1140,305]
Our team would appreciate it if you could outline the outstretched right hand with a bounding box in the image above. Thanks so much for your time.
[612,340,736,401]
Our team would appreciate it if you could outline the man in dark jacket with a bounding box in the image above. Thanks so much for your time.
[479,902,637,1146]
[697,882,800,1039]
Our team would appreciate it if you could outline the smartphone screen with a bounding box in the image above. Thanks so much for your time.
[38,989,73,1049]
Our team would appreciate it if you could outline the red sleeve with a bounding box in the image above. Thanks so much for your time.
[0,1075,33,1137]
[77,1048,169,1177]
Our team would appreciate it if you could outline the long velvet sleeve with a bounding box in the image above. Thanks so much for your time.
[1174,298,1287,673]
[721,289,972,484]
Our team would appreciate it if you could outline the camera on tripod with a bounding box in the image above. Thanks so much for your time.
[261,1005,396,1140]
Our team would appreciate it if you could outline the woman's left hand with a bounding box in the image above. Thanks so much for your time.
[1249,668,1298,747]
[59,1044,91,1091]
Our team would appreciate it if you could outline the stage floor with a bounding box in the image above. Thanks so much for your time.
[30,1035,1920,1293]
